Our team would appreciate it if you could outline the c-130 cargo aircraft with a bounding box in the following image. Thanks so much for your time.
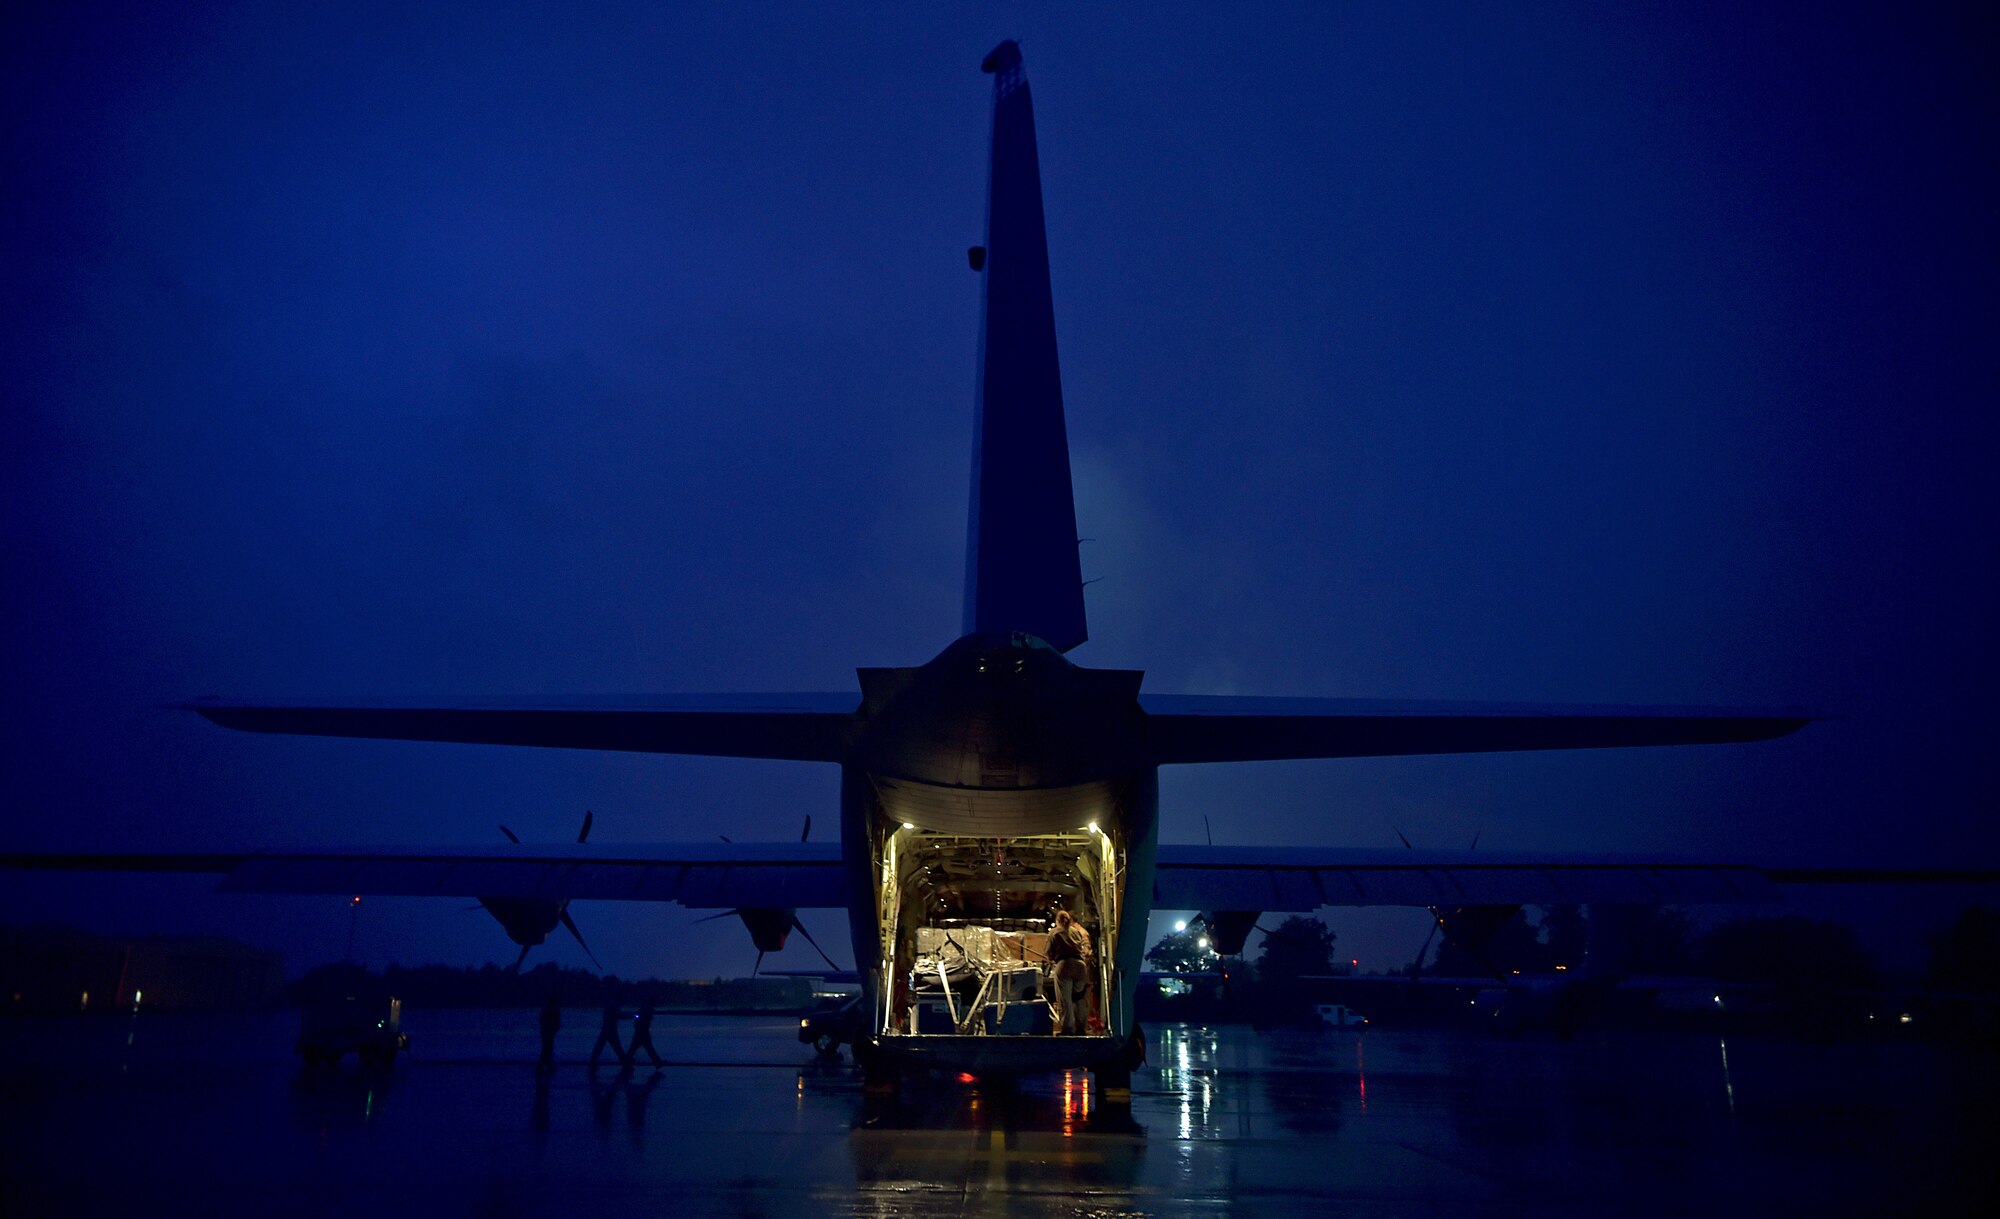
[18,42,1981,1095]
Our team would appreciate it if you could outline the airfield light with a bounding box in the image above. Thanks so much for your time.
[1713,995,1723,1005]
[1554,964,1567,971]
[133,990,142,1009]
[1899,1013,1913,1024]
[1174,920,1188,932]
[1197,936,1211,951]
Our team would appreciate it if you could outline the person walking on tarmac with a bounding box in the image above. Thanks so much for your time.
[590,989,631,1070]
[628,991,665,1068]
[537,991,561,1072]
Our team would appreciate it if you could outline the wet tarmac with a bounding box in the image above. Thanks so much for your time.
[2,1010,1995,1216]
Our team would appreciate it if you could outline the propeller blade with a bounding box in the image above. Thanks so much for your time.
[1468,827,1481,852]
[509,943,532,973]
[752,950,765,977]
[499,825,521,844]
[718,835,732,843]
[559,908,603,972]
[578,810,594,844]
[1395,828,1414,850]
[788,915,843,972]
[800,815,811,843]
[692,909,741,925]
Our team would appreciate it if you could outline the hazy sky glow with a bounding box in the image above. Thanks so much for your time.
[5,2,1995,978]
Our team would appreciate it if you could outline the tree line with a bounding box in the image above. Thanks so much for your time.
[1148,904,2000,992]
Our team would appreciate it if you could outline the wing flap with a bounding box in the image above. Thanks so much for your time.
[5,842,848,908]
[1153,847,1827,909]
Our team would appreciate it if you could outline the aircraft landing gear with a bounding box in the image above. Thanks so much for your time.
[1092,1022,1146,1103]
[853,1041,899,1094]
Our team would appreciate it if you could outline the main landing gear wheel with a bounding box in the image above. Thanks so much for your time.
[813,1031,841,1059]
[1092,1023,1147,1103]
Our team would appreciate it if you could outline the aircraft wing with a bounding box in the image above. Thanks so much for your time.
[1152,846,2000,911]
[1,842,848,909]
[179,694,862,762]
[1139,695,1812,764]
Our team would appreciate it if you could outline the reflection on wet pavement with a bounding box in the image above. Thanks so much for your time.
[2,1011,1994,1216]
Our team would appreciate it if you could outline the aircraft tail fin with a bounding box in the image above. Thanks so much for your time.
[962,40,1088,653]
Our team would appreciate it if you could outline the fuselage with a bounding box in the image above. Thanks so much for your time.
[839,632,1159,1072]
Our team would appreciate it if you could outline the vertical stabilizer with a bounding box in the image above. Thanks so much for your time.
[962,40,1088,652]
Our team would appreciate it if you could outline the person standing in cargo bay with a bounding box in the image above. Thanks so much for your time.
[1046,910,1090,1034]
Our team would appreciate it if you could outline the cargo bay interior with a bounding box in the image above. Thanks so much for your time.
[875,823,1123,1038]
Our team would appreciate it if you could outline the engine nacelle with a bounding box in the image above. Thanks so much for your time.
[735,908,797,954]
[480,897,561,947]
[1200,910,1260,956]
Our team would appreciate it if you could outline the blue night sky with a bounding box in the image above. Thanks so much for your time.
[4,2,1995,978]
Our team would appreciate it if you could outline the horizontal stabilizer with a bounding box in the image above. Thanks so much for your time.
[180,693,862,762]
[1139,694,1812,763]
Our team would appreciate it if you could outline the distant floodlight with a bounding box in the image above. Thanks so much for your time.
[1197,936,1210,951]
[1174,920,1188,933]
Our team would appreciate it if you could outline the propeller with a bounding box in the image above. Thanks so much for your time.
[693,908,767,975]
[486,811,602,973]
[788,914,840,971]
[693,908,844,975]
[558,908,602,971]
[1397,827,1490,980]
